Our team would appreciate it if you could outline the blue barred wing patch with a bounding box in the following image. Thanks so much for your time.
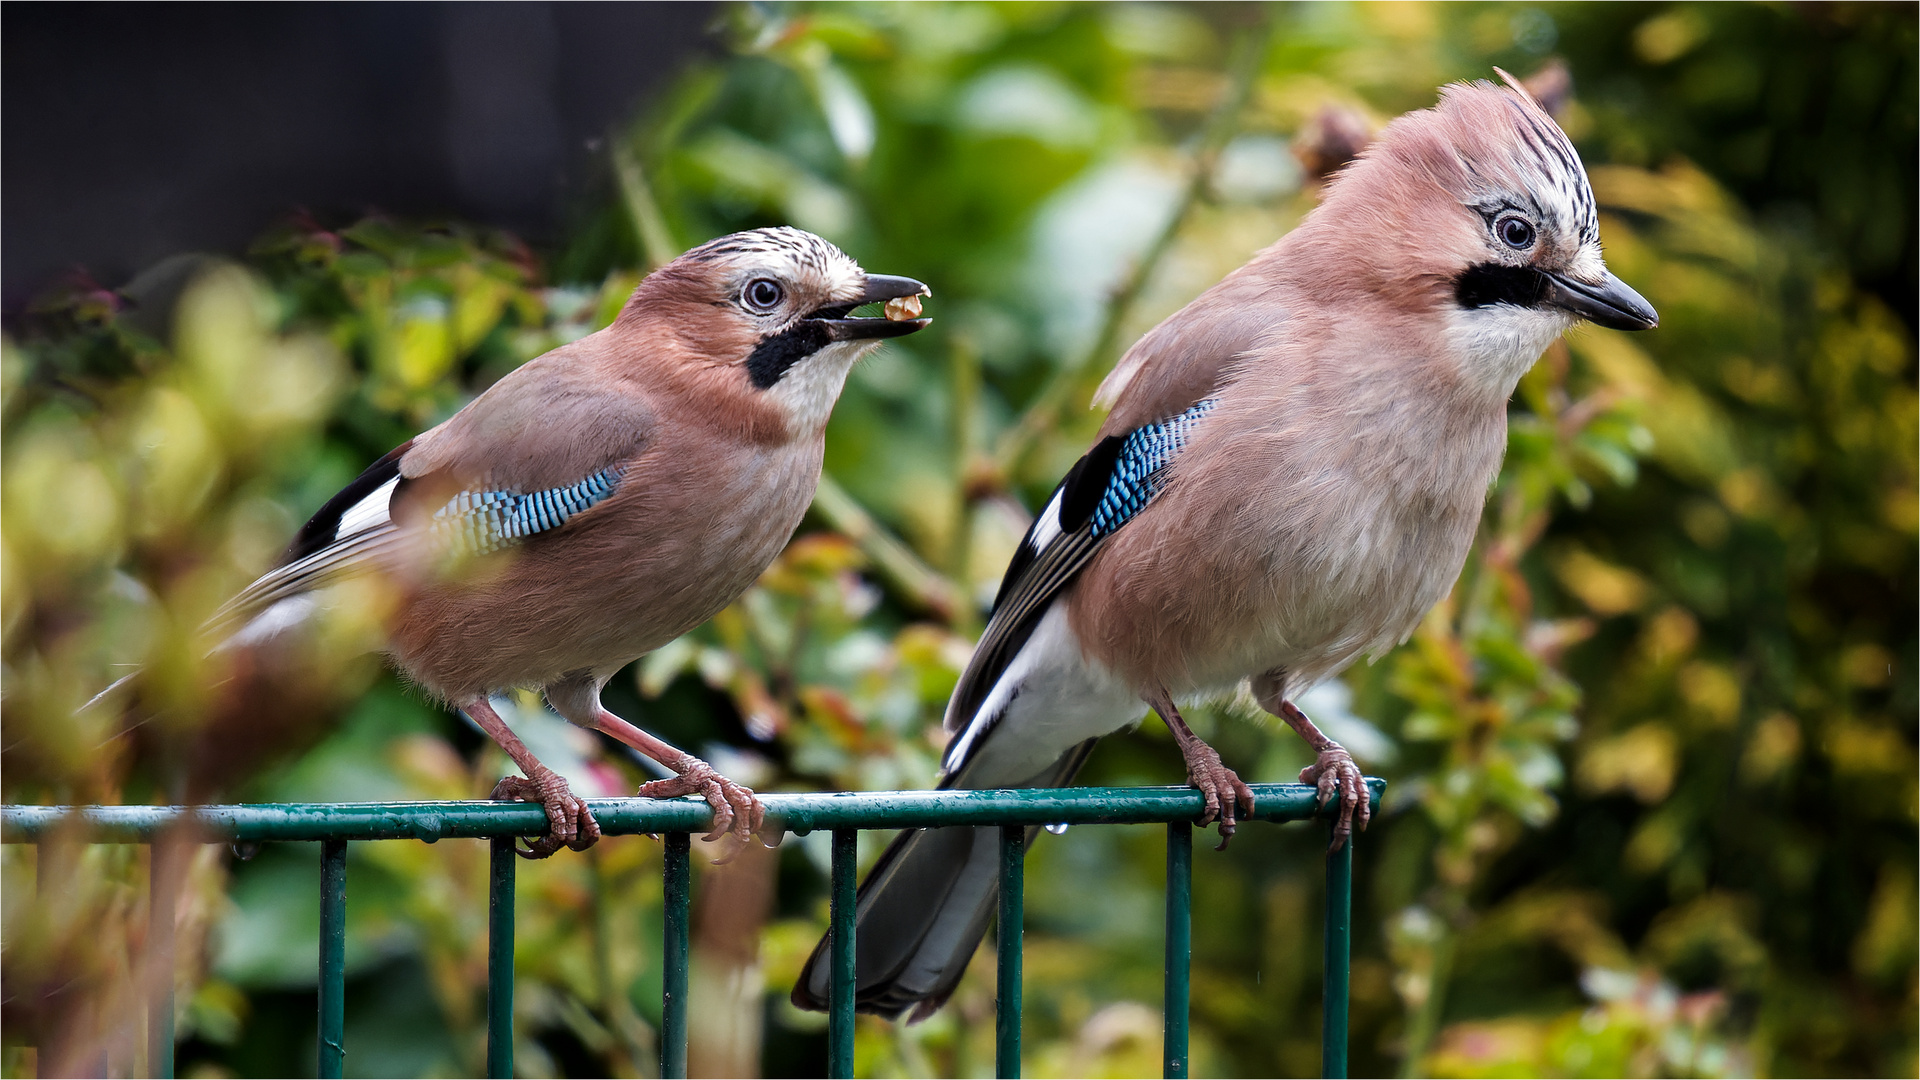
[1088,399,1215,538]
[431,466,622,555]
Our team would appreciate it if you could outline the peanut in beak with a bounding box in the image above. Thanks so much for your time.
[883,294,923,321]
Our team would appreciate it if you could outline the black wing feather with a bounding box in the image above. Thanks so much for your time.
[281,440,411,566]
[1057,433,1125,531]
[944,439,1123,743]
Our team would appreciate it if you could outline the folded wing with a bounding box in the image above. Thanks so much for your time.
[940,399,1217,775]
[207,354,656,639]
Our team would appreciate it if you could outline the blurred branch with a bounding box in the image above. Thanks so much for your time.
[1400,934,1458,1079]
[992,10,1275,479]
[811,472,963,621]
[613,142,681,271]
[947,334,983,636]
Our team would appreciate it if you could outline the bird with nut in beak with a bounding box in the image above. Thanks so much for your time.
[795,71,1657,1019]
[202,227,930,856]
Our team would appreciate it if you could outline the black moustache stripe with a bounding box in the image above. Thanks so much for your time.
[1455,263,1548,310]
[745,320,832,389]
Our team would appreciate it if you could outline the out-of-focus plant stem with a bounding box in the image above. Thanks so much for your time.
[614,142,682,272]
[588,845,614,1015]
[811,474,963,621]
[947,334,983,636]
[992,10,1274,480]
[1400,932,1458,1079]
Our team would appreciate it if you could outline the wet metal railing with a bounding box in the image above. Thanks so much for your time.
[2,779,1382,1079]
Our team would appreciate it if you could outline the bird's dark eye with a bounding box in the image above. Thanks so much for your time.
[1497,216,1536,250]
[743,278,785,313]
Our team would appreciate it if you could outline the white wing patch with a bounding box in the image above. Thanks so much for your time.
[1025,488,1065,554]
[334,476,398,539]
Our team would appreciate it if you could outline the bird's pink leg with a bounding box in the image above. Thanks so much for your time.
[1144,685,1255,849]
[1274,699,1370,851]
[463,697,601,859]
[590,710,766,845]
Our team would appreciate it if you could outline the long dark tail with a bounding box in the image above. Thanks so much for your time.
[790,740,1095,1021]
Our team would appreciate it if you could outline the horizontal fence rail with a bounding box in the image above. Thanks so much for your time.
[4,779,1383,1080]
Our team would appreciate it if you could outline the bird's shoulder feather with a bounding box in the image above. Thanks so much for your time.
[1093,260,1290,433]
[209,344,659,637]
[400,342,657,496]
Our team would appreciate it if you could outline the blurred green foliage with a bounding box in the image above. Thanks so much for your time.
[2,3,1913,1078]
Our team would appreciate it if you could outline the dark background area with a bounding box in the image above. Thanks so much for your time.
[1549,2,1918,329]
[2,2,716,313]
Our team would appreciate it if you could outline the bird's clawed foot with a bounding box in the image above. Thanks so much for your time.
[637,758,766,845]
[1182,741,1256,850]
[491,769,601,859]
[1300,745,1370,851]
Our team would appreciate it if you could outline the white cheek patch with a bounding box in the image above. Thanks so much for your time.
[766,340,877,435]
[1446,304,1573,397]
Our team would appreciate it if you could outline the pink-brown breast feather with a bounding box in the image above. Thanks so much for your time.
[1068,273,1509,698]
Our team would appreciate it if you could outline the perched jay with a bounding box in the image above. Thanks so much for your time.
[207,228,928,856]
[795,74,1656,1018]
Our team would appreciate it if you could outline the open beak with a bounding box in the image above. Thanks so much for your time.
[1543,269,1658,331]
[810,274,932,341]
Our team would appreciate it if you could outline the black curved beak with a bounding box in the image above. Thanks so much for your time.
[858,274,931,304]
[812,274,932,341]
[1543,269,1659,331]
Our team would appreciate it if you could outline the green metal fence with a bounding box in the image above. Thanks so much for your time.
[2,778,1383,1079]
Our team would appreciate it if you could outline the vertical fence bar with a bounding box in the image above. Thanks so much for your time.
[661,833,691,1080]
[1322,822,1354,1080]
[317,839,348,1079]
[996,826,1025,1080]
[487,838,516,1079]
[149,842,176,1080]
[828,828,858,1079]
[1163,821,1192,1079]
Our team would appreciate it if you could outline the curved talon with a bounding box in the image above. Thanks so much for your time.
[1299,746,1369,851]
[516,834,563,860]
[636,758,767,847]
[491,771,601,860]
[1183,744,1255,850]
